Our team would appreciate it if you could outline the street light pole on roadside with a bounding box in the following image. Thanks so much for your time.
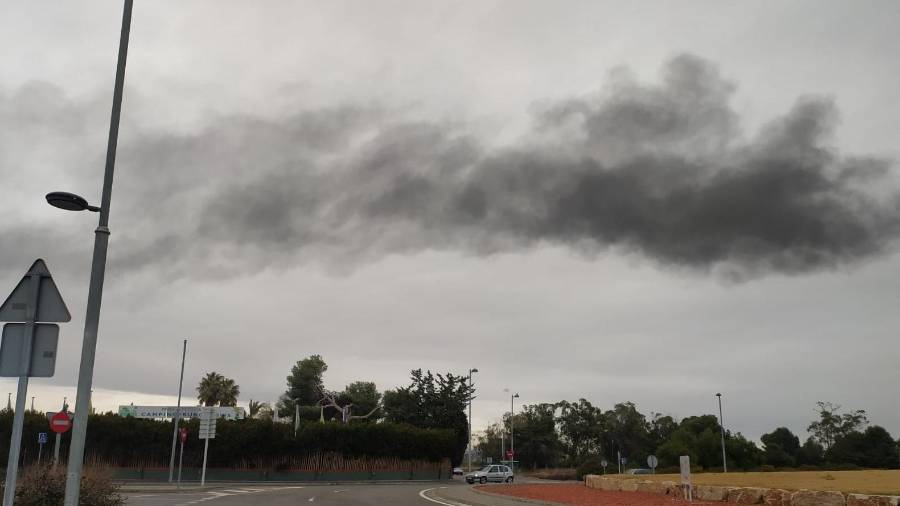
[168,339,188,482]
[510,392,519,475]
[716,393,727,473]
[467,368,478,471]
[45,1,134,503]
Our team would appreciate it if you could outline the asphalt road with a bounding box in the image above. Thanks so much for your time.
[124,481,546,506]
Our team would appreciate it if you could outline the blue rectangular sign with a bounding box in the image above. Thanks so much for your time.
[38,432,48,444]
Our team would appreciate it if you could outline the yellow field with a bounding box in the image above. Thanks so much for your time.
[630,470,900,496]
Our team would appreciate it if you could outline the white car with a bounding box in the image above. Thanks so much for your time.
[465,465,514,484]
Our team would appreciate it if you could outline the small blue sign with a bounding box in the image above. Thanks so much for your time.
[38,432,48,444]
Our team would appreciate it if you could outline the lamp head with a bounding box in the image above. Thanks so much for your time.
[46,192,100,212]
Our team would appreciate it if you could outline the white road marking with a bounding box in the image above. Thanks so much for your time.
[418,487,472,506]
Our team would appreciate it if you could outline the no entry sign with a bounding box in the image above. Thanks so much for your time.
[50,411,72,434]
[179,427,188,444]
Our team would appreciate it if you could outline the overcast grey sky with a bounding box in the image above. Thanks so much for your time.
[2,0,899,442]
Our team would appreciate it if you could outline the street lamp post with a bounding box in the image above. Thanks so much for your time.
[716,393,727,473]
[510,392,519,475]
[46,1,134,504]
[467,368,478,472]
[168,340,188,482]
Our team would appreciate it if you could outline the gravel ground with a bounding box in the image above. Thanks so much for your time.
[475,483,720,506]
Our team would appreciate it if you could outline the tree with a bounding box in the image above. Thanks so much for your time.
[557,399,604,466]
[508,403,562,469]
[277,355,327,417]
[648,413,679,452]
[826,426,900,468]
[476,422,505,463]
[657,415,725,469]
[382,369,473,466]
[797,437,825,466]
[761,427,801,467]
[196,371,239,407]
[338,381,382,421]
[807,401,867,450]
[248,400,272,419]
[604,402,652,467]
[320,381,381,423]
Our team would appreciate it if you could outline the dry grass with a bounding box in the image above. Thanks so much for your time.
[626,470,900,496]
[525,468,579,481]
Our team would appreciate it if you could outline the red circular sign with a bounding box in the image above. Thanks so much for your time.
[506,450,514,459]
[50,411,72,434]
[179,428,188,444]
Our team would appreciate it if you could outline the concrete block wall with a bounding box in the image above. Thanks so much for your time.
[584,475,900,505]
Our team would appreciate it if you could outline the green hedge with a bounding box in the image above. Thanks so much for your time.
[0,411,456,469]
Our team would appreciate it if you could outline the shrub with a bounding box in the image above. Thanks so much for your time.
[576,456,606,479]
[759,464,776,472]
[11,465,123,506]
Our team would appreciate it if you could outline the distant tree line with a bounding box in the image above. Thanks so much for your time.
[476,399,900,472]
[191,355,474,465]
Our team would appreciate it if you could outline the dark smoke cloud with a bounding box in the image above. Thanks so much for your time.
[3,54,898,280]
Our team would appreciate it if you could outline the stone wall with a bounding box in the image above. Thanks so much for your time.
[583,476,900,505]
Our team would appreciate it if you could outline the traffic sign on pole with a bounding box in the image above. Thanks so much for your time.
[50,411,73,434]
[1,260,69,506]
[38,433,48,444]
[199,407,215,487]
[0,323,59,377]
[0,260,71,323]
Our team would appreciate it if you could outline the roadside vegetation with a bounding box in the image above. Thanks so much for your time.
[477,399,900,474]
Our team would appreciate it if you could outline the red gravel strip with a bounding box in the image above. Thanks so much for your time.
[476,483,719,506]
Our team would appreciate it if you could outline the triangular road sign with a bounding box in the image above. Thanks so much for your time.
[0,259,71,323]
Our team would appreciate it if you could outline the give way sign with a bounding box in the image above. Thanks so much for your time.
[50,411,72,434]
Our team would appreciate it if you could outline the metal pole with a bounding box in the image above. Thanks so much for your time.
[200,437,210,487]
[500,429,505,466]
[716,393,727,473]
[53,433,61,468]
[30,397,34,412]
[38,442,43,466]
[467,370,473,471]
[168,339,187,482]
[3,270,42,506]
[510,394,514,476]
[53,398,66,469]
[63,1,133,503]
[177,437,184,488]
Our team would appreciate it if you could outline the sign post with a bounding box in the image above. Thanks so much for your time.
[0,259,70,506]
[177,427,187,488]
[38,432,48,465]
[600,459,608,475]
[647,455,658,474]
[199,407,217,487]
[49,408,73,471]
[680,455,692,502]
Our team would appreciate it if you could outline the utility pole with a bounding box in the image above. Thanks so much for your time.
[467,368,478,471]
[63,1,133,503]
[716,393,727,473]
[168,339,187,482]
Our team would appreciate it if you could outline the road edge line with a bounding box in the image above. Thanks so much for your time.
[419,487,472,506]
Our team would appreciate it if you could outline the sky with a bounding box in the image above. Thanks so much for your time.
[2,0,900,444]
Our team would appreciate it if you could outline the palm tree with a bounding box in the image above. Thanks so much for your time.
[197,371,240,407]
[248,399,271,418]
